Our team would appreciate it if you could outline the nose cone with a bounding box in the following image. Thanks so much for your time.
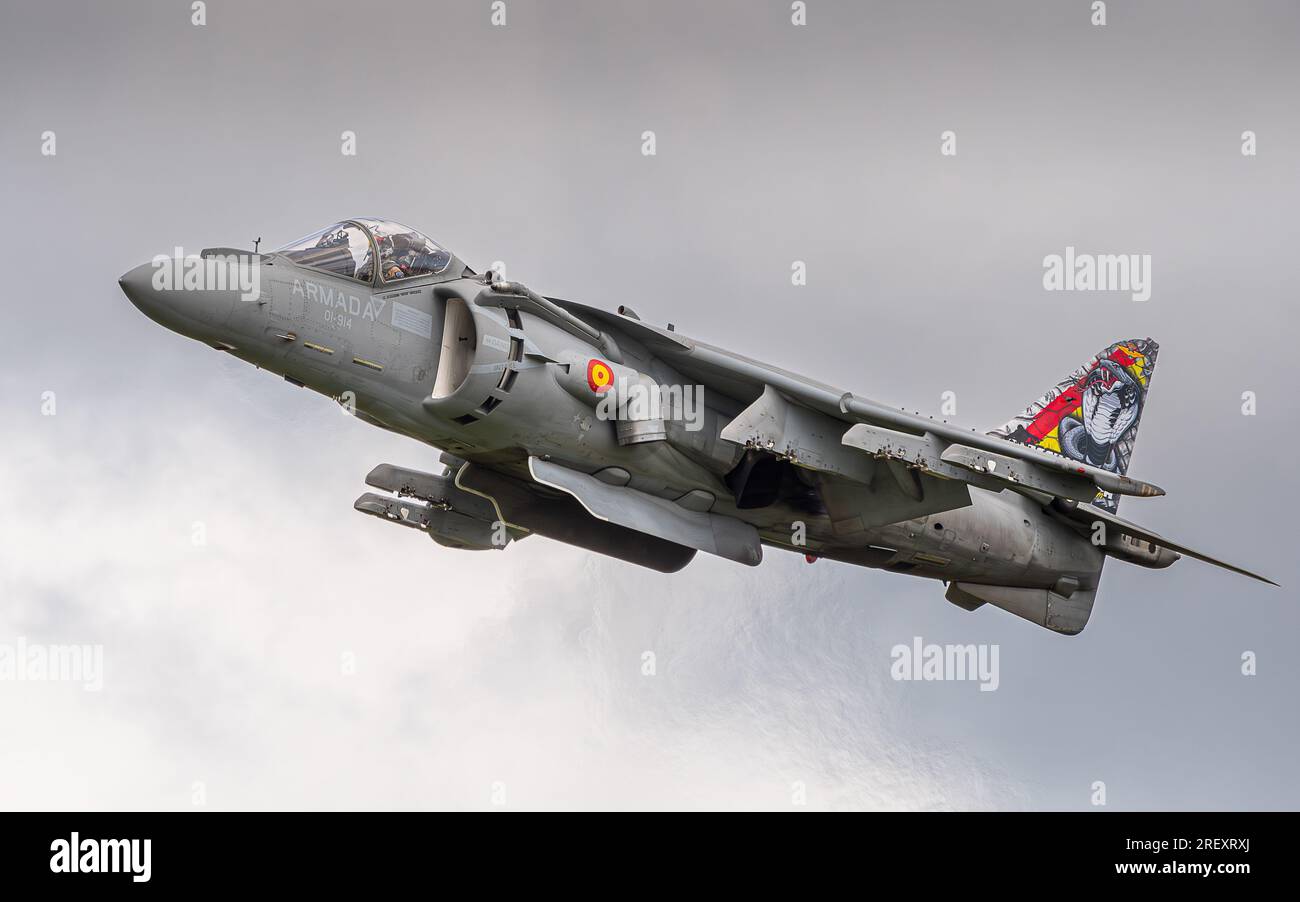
[118,258,241,338]
[118,262,161,318]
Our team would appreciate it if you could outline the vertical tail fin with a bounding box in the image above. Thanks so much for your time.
[988,338,1159,511]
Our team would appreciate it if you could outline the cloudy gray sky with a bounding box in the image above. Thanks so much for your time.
[1,0,1296,809]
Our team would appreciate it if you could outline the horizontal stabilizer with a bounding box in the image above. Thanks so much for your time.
[1052,500,1278,586]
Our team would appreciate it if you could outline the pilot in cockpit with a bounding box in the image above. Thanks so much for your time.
[377,230,418,281]
[376,228,451,282]
[277,220,452,284]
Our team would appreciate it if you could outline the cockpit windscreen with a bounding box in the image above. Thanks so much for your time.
[357,219,453,283]
[277,224,374,283]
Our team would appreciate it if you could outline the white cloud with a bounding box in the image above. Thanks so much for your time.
[1,392,1023,810]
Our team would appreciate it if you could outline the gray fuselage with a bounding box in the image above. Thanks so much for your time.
[119,249,1104,596]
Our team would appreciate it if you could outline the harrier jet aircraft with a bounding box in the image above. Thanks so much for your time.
[119,219,1275,634]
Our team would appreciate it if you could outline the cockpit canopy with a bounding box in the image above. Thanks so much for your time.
[275,219,459,285]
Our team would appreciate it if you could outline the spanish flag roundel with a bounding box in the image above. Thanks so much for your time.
[586,358,613,393]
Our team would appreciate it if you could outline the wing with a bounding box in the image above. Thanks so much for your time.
[535,296,1272,586]
[552,297,1162,507]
